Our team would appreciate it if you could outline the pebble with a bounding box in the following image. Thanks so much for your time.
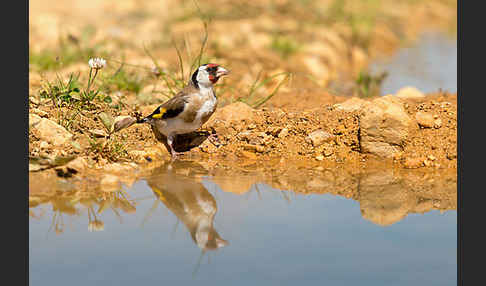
[415,112,435,128]
[323,148,334,157]
[89,129,108,138]
[403,157,424,169]
[29,97,39,105]
[244,144,265,153]
[278,128,289,138]
[32,108,48,117]
[434,118,442,129]
[308,130,335,147]
[39,141,49,149]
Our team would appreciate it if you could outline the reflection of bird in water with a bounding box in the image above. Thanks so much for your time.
[145,161,228,252]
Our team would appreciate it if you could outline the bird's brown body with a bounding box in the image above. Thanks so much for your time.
[139,64,229,158]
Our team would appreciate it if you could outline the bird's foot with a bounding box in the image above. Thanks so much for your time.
[207,133,221,147]
[170,150,184,161]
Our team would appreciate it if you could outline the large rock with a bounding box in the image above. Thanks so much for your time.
[359,95,412,158]
[29,114,73,146]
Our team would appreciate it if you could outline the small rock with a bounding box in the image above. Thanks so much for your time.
[427,155,436,161]
[30,117,73,146]
[29,114,42,128]
[244,144,265,153]
[434,118,442,129]
[112,116,137,133]
[39,141,49,149]
[89,129,108,138]
[267,126,283,137]
[65,157,88,172]
[31,108,48,117]
[29,96,40,105]
[308,130,335,147]
[403,157,424,169]
[334,125,346,135]
[278,128,289,138]
[446,153,457,160]
[237,131,255,142]
[395,86,425,100]
[29,163,44,172]
[415,111,435,128]
[70,141,83,151]
[323,148,334,157]
[315,155,324,161]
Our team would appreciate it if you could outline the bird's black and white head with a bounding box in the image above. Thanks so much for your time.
[191,63,229,89]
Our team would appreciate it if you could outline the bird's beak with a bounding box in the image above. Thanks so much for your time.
[216,67,230,77]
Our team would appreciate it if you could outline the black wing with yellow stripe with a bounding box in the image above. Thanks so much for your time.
[148,95,188,120]
[139,82,199,123]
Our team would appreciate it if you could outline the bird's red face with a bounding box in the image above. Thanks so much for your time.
[205,64,230,84]
[192,63,230,88]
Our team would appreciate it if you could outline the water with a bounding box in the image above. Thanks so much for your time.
[370,31,457,95]
[29,162,457,285]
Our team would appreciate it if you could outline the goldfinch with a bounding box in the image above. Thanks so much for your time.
[138,63,229,158]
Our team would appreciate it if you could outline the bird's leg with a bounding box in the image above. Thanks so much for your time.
[167,134,183,159]
[206,127,221,147]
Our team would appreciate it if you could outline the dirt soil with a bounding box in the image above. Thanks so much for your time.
[29,90,457,177]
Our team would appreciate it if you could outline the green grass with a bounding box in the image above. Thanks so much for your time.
[238,71,292,108]
[355,69,388,98]
[30,30,108,71]
[102,69,143,94]
[88,136,129,162]
[270,35,300,59]
[39,72,82,103]
[38,73,83,130]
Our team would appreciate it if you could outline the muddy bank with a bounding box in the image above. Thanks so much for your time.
[29,88,456,177]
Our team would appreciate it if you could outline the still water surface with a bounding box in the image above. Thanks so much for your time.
[30,162,457,286]
[370,31,457,95]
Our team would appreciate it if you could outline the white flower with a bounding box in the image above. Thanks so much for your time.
[151,65,161,77]
[88,57,106,70]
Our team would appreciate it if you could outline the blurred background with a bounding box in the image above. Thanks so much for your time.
[29,0,457,110]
